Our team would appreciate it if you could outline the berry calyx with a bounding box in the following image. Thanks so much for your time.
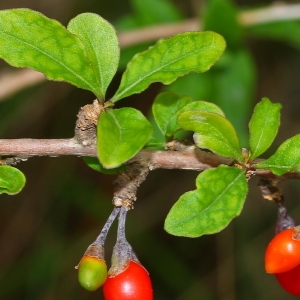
[265,226,300,274]
[103,260,153,300]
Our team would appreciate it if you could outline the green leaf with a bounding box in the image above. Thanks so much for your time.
[164,165,248,237]
[255,134,300,175]
[83,157,125,174]
[152,92,192,137]
[152,92,225,138]
[178,101,225,117]
[249,98,281,160]
[97,108,153,168]
[0,165,26,195]
[112,31,226,102]
[67,13,119,100]
[0,9,101,98]
[178,111,242,161]
[203,0,243,49]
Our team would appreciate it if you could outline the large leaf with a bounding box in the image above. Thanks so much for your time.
[112,31,226,102]
[255,134,300,175]
[178,111,242,161]
[68,13,119,100]
[164,165,248,237]
[0,9,101,98]
[0,165,26,195]
[97,108,153,168]
[249,98,281,160]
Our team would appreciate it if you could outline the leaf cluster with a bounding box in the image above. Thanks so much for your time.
[0,7,300,239]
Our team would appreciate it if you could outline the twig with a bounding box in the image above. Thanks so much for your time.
[1,3,300,100]
[0,138,299,180]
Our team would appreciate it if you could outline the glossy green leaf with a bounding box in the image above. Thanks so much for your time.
[68,13,119,100]
[249,98,281,160]
[255,134,300,175]
[83,157,125,174]
[177,101,225,117]
[0,9,101,97]
[153,92,225,138]
[178,111,242,161]
[0,165,26,195]
[164,165,248,237]
[203,0,243,49]
[112,31,226,101]
[152,92,192,137]
[97,108,153,168]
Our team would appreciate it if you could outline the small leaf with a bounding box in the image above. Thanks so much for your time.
[97,108,153,168]
[255,134,300,175]
[178,111,242,161]
[152,92,192,137]
[153,92,225,138]
[0,9,101,98]
[68,13,120,99]
[83,157,125,174]
[164,165,248,237]
[249,97,281,159]
[0,165,26,195]
[112,31,226,101]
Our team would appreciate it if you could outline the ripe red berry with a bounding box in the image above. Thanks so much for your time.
[275,264,300,296]
[265,227,300,273]
[103,260,153,300]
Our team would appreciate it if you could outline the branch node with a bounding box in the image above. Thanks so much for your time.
[75,99,102,147]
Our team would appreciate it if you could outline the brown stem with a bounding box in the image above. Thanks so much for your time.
[0,138,300,180]
[112,162,150,209]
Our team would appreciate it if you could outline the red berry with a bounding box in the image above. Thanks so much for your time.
[103,260,153,300]
[265,227,300,273]
[275,264,300,296]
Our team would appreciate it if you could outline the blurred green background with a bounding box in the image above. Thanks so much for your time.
[1,0,300,299]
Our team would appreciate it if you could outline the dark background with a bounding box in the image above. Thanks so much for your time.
[0,0,300,299]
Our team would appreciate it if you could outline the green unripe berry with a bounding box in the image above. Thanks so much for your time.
[77,255,107,291]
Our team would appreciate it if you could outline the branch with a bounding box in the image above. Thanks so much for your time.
[0,138,229,170]
[1,3,300,100]
[0,138,300,180]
